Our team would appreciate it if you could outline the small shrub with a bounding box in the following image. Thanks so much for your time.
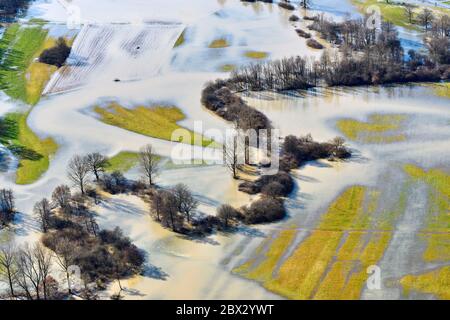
[261,181,286,198]
[306,38,324,49]
[296,29,311,38]
[241,198,286,224]
[278,2,295,10]
[39,37,71,67]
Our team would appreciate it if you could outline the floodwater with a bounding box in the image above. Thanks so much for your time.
[0,0,448,299]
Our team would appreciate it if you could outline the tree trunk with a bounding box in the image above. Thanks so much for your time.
[66,270,72,294]
[94,169,100,181]
[169,212,175,231]
[7,273,15,298]
[117,277,123,291]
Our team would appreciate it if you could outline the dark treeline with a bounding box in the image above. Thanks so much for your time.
[228,56,319,91]
[201,79,271,131]
[0,0,31,21]
[226,15,449,91]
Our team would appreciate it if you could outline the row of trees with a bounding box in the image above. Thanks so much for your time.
[0,243,59,300]
[402,6,450,34]
[226,16,449,90]
[66,145,160,196]
[201,80,272,131]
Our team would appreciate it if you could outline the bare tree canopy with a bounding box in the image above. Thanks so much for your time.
[217,204,238,228]
[33,198,52,233]
[172,184,198,223]
[418,8,434,31]
[0,243,18,298]
[160,190,179,231]
[16,243,54,300]
[139,144,160,186]
[54,237,78,294]
[0,188,15,226]
[223,132,242,179]
[85,152,109,181]
[67,155,90,195]
[51,184,72,211]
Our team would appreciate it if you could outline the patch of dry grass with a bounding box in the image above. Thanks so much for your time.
[337,114,407,144]
[94,103,216,147]
[244,50,269,59]
[401,266,450,300]
[209,38,230,48]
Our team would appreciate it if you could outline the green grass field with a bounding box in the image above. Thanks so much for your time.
[0,24,50,105]
[401,266,450,300]
[94,103,217,147]
[430,82,450,99]
[235,186,395,299]
[106,151,140,173]
[351,0,449,30]
[0,112,58,185]
[0,24,62,184]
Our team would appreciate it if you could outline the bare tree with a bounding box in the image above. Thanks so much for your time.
[67,155,90,195]
[404,4,414,24]
[160,191,179,231]
[172,184,198,223]
[0,188,15,225]
[33,198,52,233]
[301,0,310,9]
[51,184,72,211]
[223,132,242,179]
[16,244,43,300]
[432,14,450,37]
[83,211,99,237]
[149,190,164,221]
[34,243,53,300]
[111,250,126,297]
[139,144,159,186]
[85,152,109,182]
[217,204,237,228]
[0,243,18,298]
[54,238,78,295]
[14,243,55,300]
[418,8,434,32]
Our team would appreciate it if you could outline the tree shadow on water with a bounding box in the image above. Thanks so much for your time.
[0,118,43,162]
[142,264,169,281]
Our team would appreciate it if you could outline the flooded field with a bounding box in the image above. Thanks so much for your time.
[0,0,448,300]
